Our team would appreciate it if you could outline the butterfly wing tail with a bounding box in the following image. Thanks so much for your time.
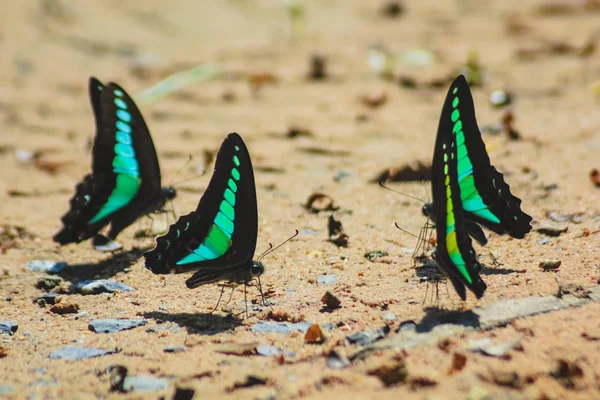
[54,174,110,245]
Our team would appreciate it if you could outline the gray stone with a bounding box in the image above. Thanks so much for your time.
[49,346,118,360]
[347,325,390,346]
[89,319,147,333]
[383,311,396,321]
[256,345,283,357]
[163,346,186,353]
[26,260,67,274]
[36,276,64,291]
[33,293,61,306]
[317,274,337,285]
[0,321,18,335]
[122,375,169,392]
[252,321,310,334]
[467,337,522,357]
[73,280,134,295]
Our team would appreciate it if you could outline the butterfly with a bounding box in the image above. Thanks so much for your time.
[426,75,532,300]
[54,77,176,250]
[144,133,265,294]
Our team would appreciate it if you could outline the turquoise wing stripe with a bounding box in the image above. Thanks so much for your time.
[176,148,242,265]
[89,88,141,224]
[450,88,501,225]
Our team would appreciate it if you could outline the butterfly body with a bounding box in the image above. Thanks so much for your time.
[427,75,531,300]
[54,77,175,246]
[145,133,262,290]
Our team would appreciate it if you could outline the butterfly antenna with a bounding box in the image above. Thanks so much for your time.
[378,181,425,204]
[168,155,193,186]
[256,244,273,262]
[394,222,431,246]
[257,229,299,262]
[421,179,431,204]
[171,173,208,187]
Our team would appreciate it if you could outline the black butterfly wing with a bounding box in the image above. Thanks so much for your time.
[54,80,164,244]
[98,82,165,239]
[144,133,258,287]
[54,77,114,244]
[444,75,532,238]
[432,93,487,300]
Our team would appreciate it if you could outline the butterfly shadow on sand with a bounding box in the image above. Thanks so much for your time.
[142,311,241,335]
[415,308,481,333]
[57,246,150,282]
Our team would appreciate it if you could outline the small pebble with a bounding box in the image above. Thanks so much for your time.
[304,324,325,344]
[173,387,195,400]
[36,276,64,291]
[0,321,18,336]
[50,302,80,315]
[33,293,60,306]
[397,320,417,332]
[73,280,134,295]
[49,346,118,360]
[89,319,147,333]
[489,89,512,108]
[538,259,562,271]
[326,350,350,370]
[364,250,388,262]
[252,321,311,334]
[122,375,169,392]
[347,326,390,346]
[26,260,67,274]
[383,311,396,322]
[163,346,186,353]
[317,274,338,285]
[321,290,342,309]
[256,345,283,357]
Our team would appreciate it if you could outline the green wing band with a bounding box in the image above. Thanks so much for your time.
[176,149,242,265]
[88,89,141,224]
[450,90,500,225]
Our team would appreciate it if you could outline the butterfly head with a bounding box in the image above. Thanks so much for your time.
[422,202,435,220]
[162,187,177,200]
[251,261,265,278]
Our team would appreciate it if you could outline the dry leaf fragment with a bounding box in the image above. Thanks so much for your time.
[321,290,342,309]
[360,92,388,109]
[305,193,338,213]
[308,54,327,80]
[327,215,349,247]
[590,168,600,187]
[371,161,432,183]
[304,324,325,344]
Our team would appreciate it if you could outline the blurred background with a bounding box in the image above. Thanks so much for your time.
[1,0,600,236]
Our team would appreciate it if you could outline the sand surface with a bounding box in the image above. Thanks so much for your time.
[1,0,600,399]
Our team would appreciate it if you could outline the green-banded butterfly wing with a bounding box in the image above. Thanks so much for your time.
[144,133,258,288]
[442,76,532,239]
[94,82,167,239]
[54,79,168,245]
[432,100,487,300]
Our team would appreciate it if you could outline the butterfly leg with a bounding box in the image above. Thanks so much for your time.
[208,285,227,315]
[244,284,249,319]
[256,276,273,310]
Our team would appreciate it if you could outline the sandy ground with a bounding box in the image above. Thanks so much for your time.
[1,0,600,398]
